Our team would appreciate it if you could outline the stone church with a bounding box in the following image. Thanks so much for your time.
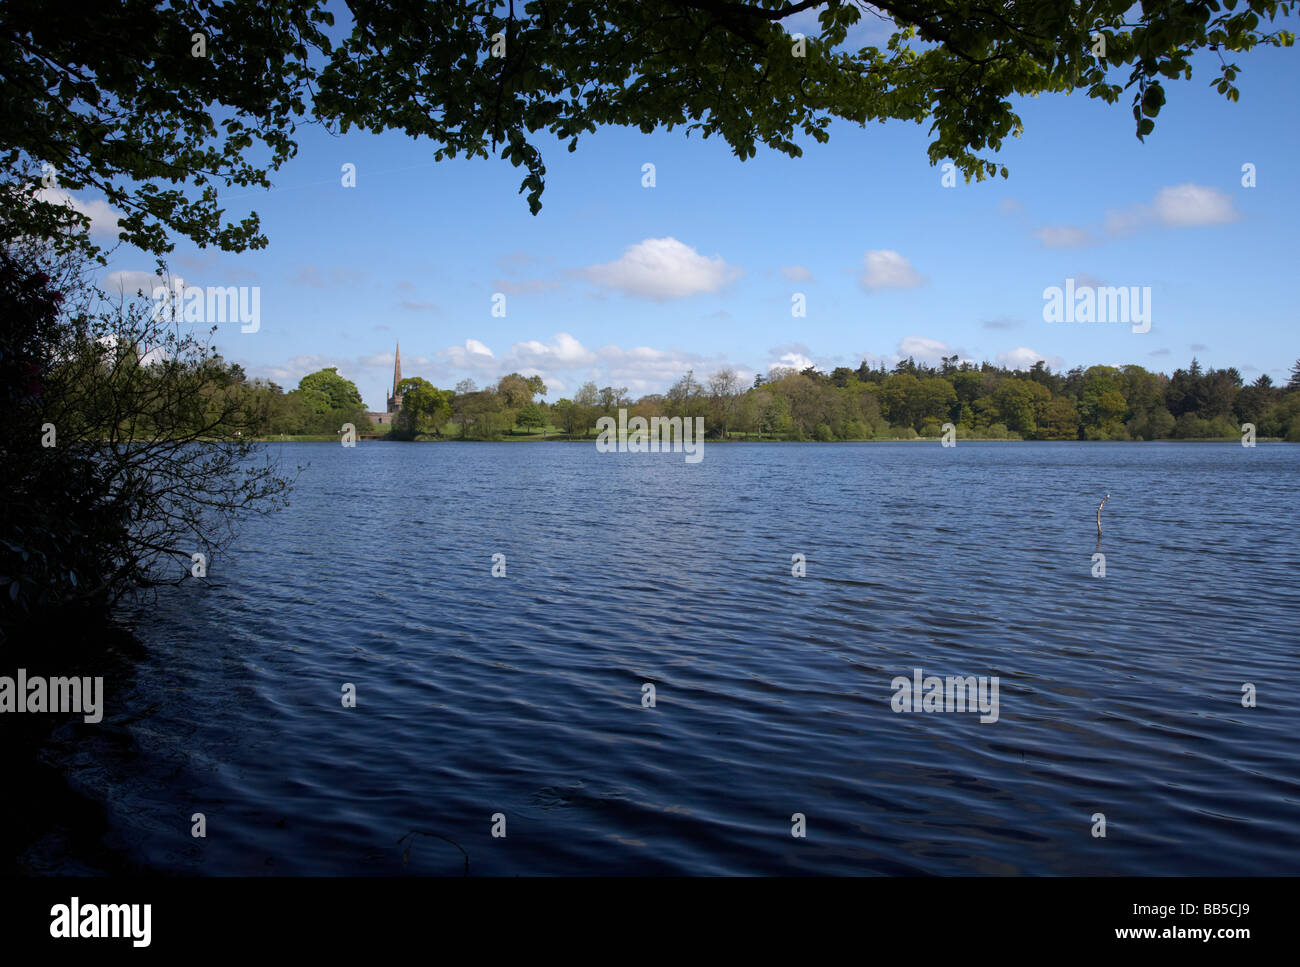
[368,342,403,426]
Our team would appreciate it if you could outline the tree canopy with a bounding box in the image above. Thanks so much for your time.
[0,246,295,638]
[298,367,364,413]
[393,376,454,438]
[229,353,1300,443]
[2,0,1293,259]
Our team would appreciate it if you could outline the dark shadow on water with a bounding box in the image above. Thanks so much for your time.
[1,612,153,876]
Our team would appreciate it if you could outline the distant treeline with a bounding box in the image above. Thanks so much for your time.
[248,356,1300,442]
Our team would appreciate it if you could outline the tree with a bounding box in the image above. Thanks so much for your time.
[1128,406,1176,441]
[750,390,790,440]
[0,248,293,637]
[394,377,453,438]
[1077,366,1128,439]
[572,382,600,438]
[1166,360,1204,417]
[1025,360,1064,396]
[1289,359,1300,391]
[914,377,957,429]
[299,367,364,412]
[5,0,1290,260]
[1038,398,1080,440]
[950,370,986,409]
[517,402,547,436]
[1120,364,1166,418]
[1,0,331,260]
[880,373,921,428]
[665,370,706,420]
[707,368,742,438]
[597,385,629,413]
[450,380,477,432]
[454,390,506,439]
[497,372,538,408]
[829,366,855,388]
[550,398,579,438]
[287,367,367,435]
[992,378,1051,437]
[1201,366,1240,420]
[308,2,1298,211]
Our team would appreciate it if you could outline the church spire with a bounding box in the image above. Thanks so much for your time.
[386,341,404,415]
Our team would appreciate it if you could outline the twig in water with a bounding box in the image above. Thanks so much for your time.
[1097,493,1110,537]
[397,830,469,876]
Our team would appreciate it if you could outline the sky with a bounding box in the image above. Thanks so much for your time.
[81,6,1300,410]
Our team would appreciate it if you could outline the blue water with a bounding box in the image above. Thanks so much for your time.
[29,442,1300,874]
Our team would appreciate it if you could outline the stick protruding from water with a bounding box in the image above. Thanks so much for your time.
[1097,493,1110,537]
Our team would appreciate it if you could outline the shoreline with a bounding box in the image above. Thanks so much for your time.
[257,435,1290,444]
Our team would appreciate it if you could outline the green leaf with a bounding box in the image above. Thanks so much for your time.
[1141,83,1166,117]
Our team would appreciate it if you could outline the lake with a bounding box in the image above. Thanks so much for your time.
[24,441,1300,874]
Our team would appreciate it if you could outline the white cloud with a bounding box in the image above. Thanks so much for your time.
[898,336,953,362]
[1035,225,1093,249]
[781,265,813,282]
[492,278,559,295]
[1095,183,1237,240]
[589,343,720,395]
[861,250,924,290]
[1152,183,1237,226]
[1103,208,1144,236]
[441,338,497,370]
[578,237,740,300]
[96,331,159,360]
[493,332,739,396]
[997,346,1064,370]
[104,269,167,296]
[262,354,347,388]
[771,352,814,372]
[258,336,854,406]
[35,188,122,238]
[506,332,597,370]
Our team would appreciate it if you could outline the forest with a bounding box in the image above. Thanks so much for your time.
[256,355,1300,442]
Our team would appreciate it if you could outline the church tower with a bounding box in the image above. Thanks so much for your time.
[386,341,403,414]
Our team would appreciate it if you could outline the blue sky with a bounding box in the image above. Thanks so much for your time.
[90,9,1300,409]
